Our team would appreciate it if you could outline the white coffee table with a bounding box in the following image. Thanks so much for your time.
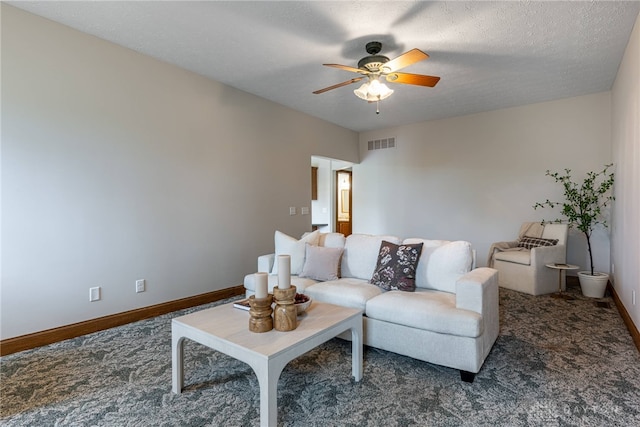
[172,300,363,427]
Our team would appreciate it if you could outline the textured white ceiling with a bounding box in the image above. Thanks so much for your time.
[8,1,640,132]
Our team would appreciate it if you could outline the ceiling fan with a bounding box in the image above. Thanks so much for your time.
[313,41,440,105]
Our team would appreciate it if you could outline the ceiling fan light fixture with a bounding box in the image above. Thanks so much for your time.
[314,42,439,102]
[353,79,393,102]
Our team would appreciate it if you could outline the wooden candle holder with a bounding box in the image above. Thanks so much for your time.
[248,294,273,333]
[273,285,297,331]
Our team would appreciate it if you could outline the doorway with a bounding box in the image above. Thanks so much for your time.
[336,170,352,236]
[311,156,353,234]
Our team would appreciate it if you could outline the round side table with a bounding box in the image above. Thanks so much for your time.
[546,263,579,300]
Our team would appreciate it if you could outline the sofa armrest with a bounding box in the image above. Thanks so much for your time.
[456,267,500,356]
[455,267,499,315]
[530,244,566,266]
[258,253,275,273]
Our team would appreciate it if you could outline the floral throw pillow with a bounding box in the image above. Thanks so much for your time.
[370,241,424,292]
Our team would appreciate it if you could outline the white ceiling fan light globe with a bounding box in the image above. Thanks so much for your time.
[354,82,371,100]
[368,78,382,96]
[377,84,394,100]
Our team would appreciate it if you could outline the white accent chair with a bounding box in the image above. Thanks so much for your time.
[491,223,569,295]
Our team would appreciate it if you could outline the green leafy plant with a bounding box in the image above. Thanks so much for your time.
[533,164,615,276]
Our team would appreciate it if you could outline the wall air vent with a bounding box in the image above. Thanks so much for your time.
[367,137,396,151]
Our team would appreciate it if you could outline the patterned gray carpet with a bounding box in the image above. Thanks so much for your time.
[2,284,639,426]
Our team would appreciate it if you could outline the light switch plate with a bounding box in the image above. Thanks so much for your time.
[89,286,101,302]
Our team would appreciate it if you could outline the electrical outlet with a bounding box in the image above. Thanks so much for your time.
[633,290,636,306]
[289,207,296,215]
[89,286,101,302]
[136,279,145,293]
[301,206,310,215]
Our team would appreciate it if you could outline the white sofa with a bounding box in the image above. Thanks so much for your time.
[243,231,499,382]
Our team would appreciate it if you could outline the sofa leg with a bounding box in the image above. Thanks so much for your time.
[460,370,475,383]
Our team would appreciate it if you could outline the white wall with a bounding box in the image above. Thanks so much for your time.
[355,92,612,272]
[311,157,331,229]
[0,6,358,339]
[611,12,640,331]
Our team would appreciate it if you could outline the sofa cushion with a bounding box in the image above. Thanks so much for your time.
[517,236,558,249]
[303,278,382,311]
[318,232,346,248]
[370,241,423,292]
[365,289,482,338]
[271,230,320,275]
[403,238,449,288]
[300,244,344,281]
[341,234,402,280]
[403,239,473,293]
[493,249,531,266]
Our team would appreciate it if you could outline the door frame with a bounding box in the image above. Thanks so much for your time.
[335,170,352,236]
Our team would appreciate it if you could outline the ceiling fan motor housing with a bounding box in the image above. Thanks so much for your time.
[359,41,389,72]
[358,55,390,72]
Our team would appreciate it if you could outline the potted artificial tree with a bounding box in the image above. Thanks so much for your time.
[534,164,615,298]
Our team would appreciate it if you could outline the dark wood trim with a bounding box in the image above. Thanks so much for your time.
[609,284,640,354]
[5,281,637,357]
[566,274,580,288]
[311,166,318,200]
[568,276,639,354]
[0,285,245,357]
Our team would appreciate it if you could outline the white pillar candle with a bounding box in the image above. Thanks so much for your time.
[255,272,268,299]
[277,255,291,289]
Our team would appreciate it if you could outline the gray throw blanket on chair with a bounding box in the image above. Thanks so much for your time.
[487,222,544,268]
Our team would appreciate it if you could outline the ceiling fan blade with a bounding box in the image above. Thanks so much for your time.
[381,48,429,73]
[386,72,440,87]
[313,77,365,94]
[323,64,368,74]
